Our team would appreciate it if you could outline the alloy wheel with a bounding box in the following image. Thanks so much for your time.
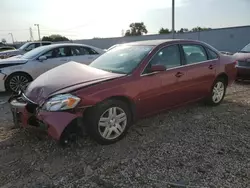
[212,81,225,103]
[98,107,127,140]
[9,75,30,92]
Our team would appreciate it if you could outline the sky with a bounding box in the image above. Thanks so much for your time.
[0,0,249,43]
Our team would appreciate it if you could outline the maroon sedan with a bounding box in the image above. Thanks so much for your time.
[234,43,250,80]
[9,39,237,145]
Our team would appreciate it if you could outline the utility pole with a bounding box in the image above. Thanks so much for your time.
[8,33,14,44]
[29,27,34,41]
[34,24,41,45]
[172,0,175,39]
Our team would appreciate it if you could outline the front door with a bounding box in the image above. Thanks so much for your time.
[180,44,217,100]
[30,46,72,79]
[150,44,195,108]
[136,44,191,117]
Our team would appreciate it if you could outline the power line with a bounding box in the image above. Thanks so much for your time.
[0,29,28,31]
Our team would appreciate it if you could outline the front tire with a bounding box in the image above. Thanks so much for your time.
[86,99,132,145]
[206,78,227,106]
[5,73,32,93]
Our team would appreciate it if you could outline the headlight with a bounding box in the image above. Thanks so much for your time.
[42,94,81,111]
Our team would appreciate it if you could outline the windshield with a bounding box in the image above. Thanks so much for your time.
[240,43,250,53]
[89,45,153,74]
[21,45,49,59]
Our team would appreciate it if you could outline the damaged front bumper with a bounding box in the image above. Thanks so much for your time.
[8,92,82,141]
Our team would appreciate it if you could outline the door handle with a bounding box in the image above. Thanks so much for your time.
[175,72,184,77]
[60,59,67,61]
[208,65,214,69]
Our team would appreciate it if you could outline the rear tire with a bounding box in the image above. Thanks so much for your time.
[85,99,132,145]
[5,72,32,93]
[206,78,227,106]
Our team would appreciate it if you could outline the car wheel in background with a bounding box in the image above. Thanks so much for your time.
[5,72,33,93]
[206,77,227,106]
[86,99,132,145]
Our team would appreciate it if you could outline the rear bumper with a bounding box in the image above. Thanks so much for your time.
[9,94,81,141]
[236,66,250,80]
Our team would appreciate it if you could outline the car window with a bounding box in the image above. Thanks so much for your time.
[71,46,99,56]
[150,45,181,69]
[42,43,51,46]
[25,43,36,51]
[42,47,72,59]
[84,47,99,55]
[240,43,250,52]
[206,48,218,60]
[182,44,207,64]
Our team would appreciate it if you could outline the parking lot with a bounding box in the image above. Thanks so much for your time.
[0,83,249,188]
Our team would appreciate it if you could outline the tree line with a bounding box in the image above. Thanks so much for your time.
[125,22,212,36]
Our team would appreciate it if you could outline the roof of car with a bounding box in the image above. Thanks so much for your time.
[46,43,96,48]
[123,39,200,46]
[37,43,103,53]
[25,41,52,44]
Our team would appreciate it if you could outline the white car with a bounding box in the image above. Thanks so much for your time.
[0,43,104,92]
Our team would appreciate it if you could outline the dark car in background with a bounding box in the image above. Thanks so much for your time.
[0,41,52,59]
[0,46,16,52]
[9,39,237,145]
[234,42,250,80]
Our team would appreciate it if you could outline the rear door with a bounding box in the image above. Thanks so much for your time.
[70,46,100,65]
[180,44,217,99]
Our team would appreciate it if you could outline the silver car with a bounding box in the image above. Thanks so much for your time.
[0,41,52,59]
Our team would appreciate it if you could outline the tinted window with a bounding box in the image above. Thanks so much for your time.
[85,47,99,55]
[42,47,72,59]
[25,43,36,51]
[90,45,153,74]
[207,48,218,60]
[150,45,181,69]
[182,45,207,64]
[71,46,98,55]
[42,43,51,46]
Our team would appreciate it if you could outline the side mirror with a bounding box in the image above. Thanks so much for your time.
[150,64,166,72]
[38,56,47,62]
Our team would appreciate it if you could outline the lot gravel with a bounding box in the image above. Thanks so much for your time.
[0,83,249,188]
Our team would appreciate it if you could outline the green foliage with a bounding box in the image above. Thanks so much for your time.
[158,27,212,34]
[159,28,171,34]
[125,22,148,36]
[42,34,69,42]
[191,27,212,32]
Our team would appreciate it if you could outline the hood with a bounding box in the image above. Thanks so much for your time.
[0,49,21,56]
[0,56,28,65]
[25,61,125,105]
[233,52,250,61]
